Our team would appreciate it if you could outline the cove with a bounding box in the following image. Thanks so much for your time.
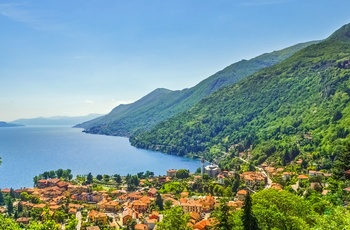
[0,126,199,188]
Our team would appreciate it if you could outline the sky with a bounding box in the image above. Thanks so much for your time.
[1,0,350,121]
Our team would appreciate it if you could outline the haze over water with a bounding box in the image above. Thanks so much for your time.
[0,126,199,189]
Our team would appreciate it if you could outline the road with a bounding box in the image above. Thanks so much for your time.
[76,211,82,230]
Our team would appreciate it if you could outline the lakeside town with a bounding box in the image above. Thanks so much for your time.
[1,151,346,230]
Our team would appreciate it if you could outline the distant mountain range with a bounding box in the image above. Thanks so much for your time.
[0,121,23,128]
[11,114,103,126]
[76,41,319,136]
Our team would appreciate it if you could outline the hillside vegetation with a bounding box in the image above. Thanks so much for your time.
[131,23,350,168]
[77,42,317,137]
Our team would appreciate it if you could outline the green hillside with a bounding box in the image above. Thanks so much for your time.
[130,23,350,168]
[77,41,317,137]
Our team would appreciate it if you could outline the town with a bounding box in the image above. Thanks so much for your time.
[1,151,346,230]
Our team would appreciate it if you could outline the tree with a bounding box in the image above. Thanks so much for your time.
[332,143,350,179]
[157,206,191,230]
[10,188,15,198]
[113,174,122,183]
[56,169,64,178]
[103,174,110,182]
[6,197,14,216]
[0,191,4,205]
[155,193,164,210]
[65,218,78,230]
[0,215,21,230]
[96,174,103,181]
[86,172,93,184]
[242,193,259,230]
[176,169,190,179]
[211,199,236,230]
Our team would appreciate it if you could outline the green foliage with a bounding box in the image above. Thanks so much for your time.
[0,215,21,230]
[155,193,164,211]
[79,42,316,137]
[33,169,73,186]
[176,169,190,179]
[157,206,191,230]
[252,189,314,229]
[131,24,350,169]
[211,198,241,230]
[242,193,259,230]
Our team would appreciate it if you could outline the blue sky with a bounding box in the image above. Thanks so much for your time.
[1,0,350,121]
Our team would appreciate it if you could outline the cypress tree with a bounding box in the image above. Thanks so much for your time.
[155,193,164,210]
[242,193,259,230]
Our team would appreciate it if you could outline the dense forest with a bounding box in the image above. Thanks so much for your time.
[77,42,317,137]
[131,23,350,168]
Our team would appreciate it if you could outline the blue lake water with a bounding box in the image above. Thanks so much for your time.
[0,126,199,189]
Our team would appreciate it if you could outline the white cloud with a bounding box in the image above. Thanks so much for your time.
[84,100,95,104]
[111,99,134,105]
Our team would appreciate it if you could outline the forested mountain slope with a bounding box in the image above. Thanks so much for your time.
[76,42,317,137]
[131,23,350,168]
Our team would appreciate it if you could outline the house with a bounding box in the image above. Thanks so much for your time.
[282,172,292,181]
[297,174,308,182]
[205,164,221,177]
[227,200,243,210]
[132,200,148,213]
[86,227,101,230]
[135,224,148,230]
[200,196,215,212]
[236,190,248,202]
[270,183,283,190]
[194,219,212,230]
[16,217,30,225]
[122,208,138,225]
[158,176,167,183]
[181,200,203,213]
[103,200,120,213]
[308,170,316,177]
[149,211,160,220]
[344,170,350,179]
[217,174,225,184]
[88,210,108,224]
[37,178,61,188]
[167,169,177,177]
[148,188,158,198]
[240,171,267,187]
[145,218,157,230]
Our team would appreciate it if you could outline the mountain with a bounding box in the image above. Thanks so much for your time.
[130,23,350,168]
[0,121,23,127]
[12,114,103,126]
[77,41,318,137]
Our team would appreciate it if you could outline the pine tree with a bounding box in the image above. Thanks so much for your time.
[242,193,259,230]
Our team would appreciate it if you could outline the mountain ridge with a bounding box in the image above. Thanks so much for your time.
[12,114,103,126]
[130,23,350,168]
[77,41,319,137]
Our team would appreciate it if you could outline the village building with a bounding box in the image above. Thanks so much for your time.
[282,172,292,181]
[167,169,177,177]
[88,210,108,224]
[236,190,248,202]
[147,188,158,198]
[240,171,267,187]
[135,223,148,230]
[181,200,203,213]
[205,164,221,177]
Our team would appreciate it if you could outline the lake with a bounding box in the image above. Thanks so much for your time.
[0,126,199,189]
